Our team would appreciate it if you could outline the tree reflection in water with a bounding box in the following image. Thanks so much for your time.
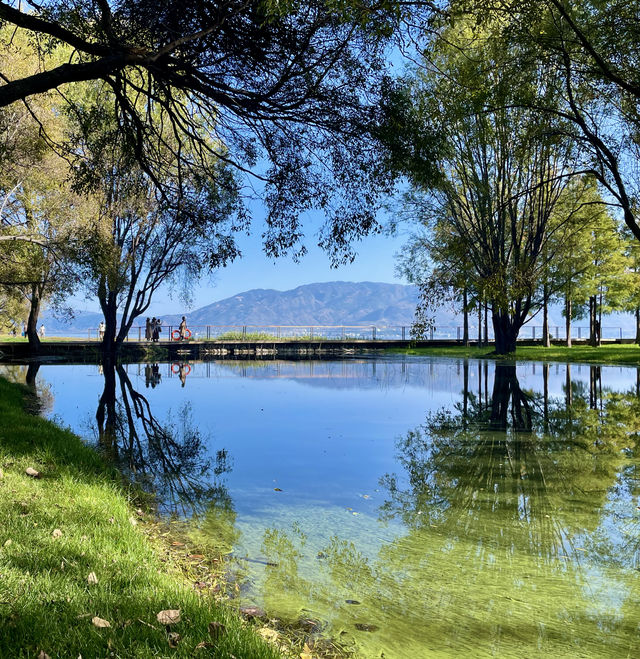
[95,362,232,516]
[255,362,640,658]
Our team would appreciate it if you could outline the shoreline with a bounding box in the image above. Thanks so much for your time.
[0,376,281,658]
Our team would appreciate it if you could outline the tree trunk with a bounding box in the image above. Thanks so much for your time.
[96,361,119,461]
[478,303,482,347]
[597,291,603,346]
[483,302,488,346]
[26,282,42,352]
[589,295,598,346]
[463,287,469,346]
[565,296,572,348]
[98,277,119,363]
[542,284,550,347]
[492,311,519,355]
[635,307,640,345]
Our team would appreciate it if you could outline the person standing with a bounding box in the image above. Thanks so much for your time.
[153,317,162,342]
[39,324,45,339]
[179,316,188,341]
[98,321,105,340]
[145,317,152,341]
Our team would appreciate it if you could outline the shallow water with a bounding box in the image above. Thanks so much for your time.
[2,356,639,658]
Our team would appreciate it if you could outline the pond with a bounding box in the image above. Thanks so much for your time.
[2,356,639,658]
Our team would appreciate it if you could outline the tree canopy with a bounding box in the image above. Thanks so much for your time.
[0,0,416,262]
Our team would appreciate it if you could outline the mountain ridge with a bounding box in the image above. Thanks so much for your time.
[42,281,637,335]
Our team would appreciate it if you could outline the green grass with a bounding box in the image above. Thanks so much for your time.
[0,377,281,659]
[212,332,332,342]
[392,343,640,365]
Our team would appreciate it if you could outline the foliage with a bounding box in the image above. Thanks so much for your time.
[0,0,415,263]
[456,0,640,243]
[385,18,583,353]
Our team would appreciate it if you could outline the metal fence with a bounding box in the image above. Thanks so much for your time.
[73,323,638,342]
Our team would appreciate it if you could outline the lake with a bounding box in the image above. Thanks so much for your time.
[2,355,639,658]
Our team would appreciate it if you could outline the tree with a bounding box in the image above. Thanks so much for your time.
[0,0,412,263]
[619,234,640,344]
[397,201,482,346]
[384,23,583,354]
[460,0,640,246]
[544,176,616,347]
[0,29,90,348]
[73,101,242,359]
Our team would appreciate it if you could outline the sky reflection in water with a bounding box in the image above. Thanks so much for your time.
[3,356,639,658]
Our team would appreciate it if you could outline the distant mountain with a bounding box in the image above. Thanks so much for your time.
[162,282,422,327]
[41,281,638,336]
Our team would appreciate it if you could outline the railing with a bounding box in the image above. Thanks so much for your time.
[73,323,638,342]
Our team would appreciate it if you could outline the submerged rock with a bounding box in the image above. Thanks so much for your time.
[239,605,266,619]
[354,623,379,632]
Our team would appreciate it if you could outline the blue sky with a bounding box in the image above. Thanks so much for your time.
[74,215,411,315]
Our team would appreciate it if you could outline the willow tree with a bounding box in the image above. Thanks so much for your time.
[0,0,421,264]
[460,0,640,247]
[384,22,585,354]
[0,28,90,349]
[72,88,243,360]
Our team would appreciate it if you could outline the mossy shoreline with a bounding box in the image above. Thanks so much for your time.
[0,376,280,658]
[390,343,640,366]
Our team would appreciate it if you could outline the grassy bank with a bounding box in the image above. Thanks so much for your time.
[0,377,280,659]
[393,343,640,365]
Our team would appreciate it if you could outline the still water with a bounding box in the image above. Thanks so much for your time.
[3,356,640,658]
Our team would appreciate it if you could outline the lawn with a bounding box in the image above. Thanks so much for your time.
[393,343,640,365]
[0,376,281,659]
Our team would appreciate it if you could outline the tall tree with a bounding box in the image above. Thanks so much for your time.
[459,0,640,245]
[384,23,582,354]
[0,28,89,348]
[73,94,242,360]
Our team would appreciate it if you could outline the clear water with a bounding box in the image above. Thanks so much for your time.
[2,356,639,658]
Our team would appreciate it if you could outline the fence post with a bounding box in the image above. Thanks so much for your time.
[372,326,377,341]
[457,326,460,341]
[429,327,433,341]
[533,326,536,340]
[402,326,406,341]
[342,326,345,340]
[620,327,623,340]
[578,327,581,339]
[138,326,141,342]
[555,326,558,341]
[310,327,314,340]
[242,325,246,339]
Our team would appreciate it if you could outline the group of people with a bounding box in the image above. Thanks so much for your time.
[144,363,162,388]
[15,322,45,339]
[145,317,163,342]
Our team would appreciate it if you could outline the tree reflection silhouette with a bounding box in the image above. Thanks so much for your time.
[96,363,232,515]
[251,363,640,658]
